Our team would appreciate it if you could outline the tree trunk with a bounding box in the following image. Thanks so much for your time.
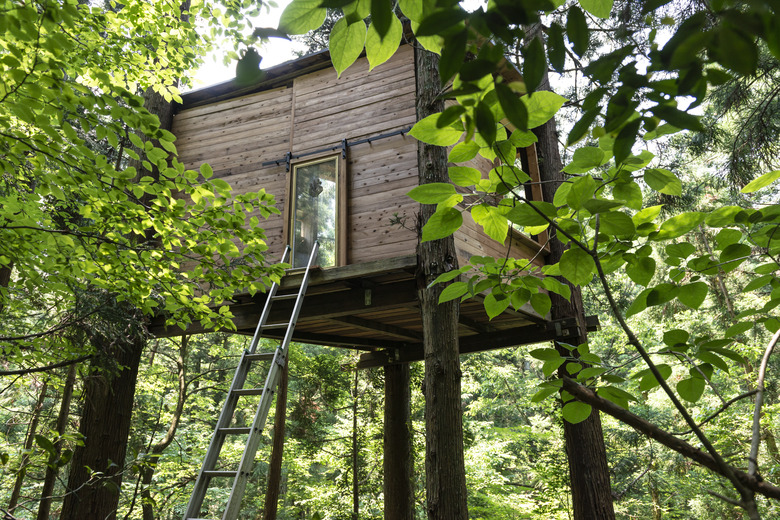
[532,72,616,520]
[37,364,77,520]
[61,327,146,520]
[415,46,469,520]
[9,379,48,513]
[383,363,414,519]
[262,360,289,520]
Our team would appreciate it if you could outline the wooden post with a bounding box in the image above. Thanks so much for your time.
[415,46,469,520]
[263,360,289,520]
[383,363,414,519]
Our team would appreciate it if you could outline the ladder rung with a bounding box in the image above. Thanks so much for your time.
[245,352,275,362]
[232,388,265,396]
[203,470,237,478]
[218,427,251,435]
[272,293,298,300]
[262,322,289,330]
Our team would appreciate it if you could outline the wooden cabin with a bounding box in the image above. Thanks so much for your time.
[151,44,594,364]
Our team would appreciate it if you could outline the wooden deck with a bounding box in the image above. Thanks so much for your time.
[148,256,597,367]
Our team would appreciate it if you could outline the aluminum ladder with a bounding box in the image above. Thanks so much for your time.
[183,242,319,520]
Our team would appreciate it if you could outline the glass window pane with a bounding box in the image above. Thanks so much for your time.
[291,158,337,268]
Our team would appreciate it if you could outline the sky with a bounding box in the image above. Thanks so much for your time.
[189,0,303,91]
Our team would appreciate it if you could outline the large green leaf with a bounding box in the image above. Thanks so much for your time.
[645,168,682,196]
[523,36,546,92]
[279,0,327,35]
[677,281,708,309]
[365,16,402,70]
[495,82,528,131]
[409,113,464,146]
[653,212,706,240]
[421,207,462,241]
[562,147,606,174]
[472,204,509,243]
[598,211,636,236]
[742,170,780,193]
[560,247,595,286]
[408,183,457,204]
[567,6,589,57]
[626,256,655,286]
[329,18,366,77]
[579,0,613,19]
[484,292,511,319]
[677,376,705,403]
[562,401,592,424]
[449,141,480,163]
[522,91,567,129]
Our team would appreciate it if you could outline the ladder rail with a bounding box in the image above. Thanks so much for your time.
[222,242,319,520]
[183,242,319,520]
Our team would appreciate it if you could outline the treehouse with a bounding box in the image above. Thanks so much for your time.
[151,43,594,366]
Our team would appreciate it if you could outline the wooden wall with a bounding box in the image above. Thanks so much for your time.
[172,44,546,270]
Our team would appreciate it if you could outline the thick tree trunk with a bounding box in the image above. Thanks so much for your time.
[61,328,146,519]
[9,379,48,513]
[383,363,414,519]
[415,46,469,520]
[263,360,289,520]
[37,364,77,520]
[532,74,616,520]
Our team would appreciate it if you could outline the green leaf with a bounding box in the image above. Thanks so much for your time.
[439,29,467,84]
[329,18,366,77]
[663,328,689,347]
[530,348,562,361]
[495,82,528,131]
[597,386,635,409]
[523,37,546,93]
[677,282,708,309]
[599,211,636,236]
[475,101,496,144]
[626,256,655,286]
[484,291,511,319]
[421,207,462,241]
[614,119,641,166]
[472,204,509,243]
[677,377,705,403]
[567,6,589,57]
[637,364,672,391]
[408,183,457,204]
[448,166,481,187]
[562,401,592,424]
[645,168,682,196]
[530,292,551,317]
[543,357,566,377]
[506,201,554,227]
[409,113,463,146]
[560,247,596,286]
[279,0,327,35]
[547,22,566,73]
[579,0,613,18]
[509,129,538,147]
[369,0,392,39]
[449,141,480,163]
[365,16,402,70]
[653,212,706,240]
[613,180,643,210]
[522,91,566,129]
[665,242,695,258]
[742,170,780,193]
[562,147,606,174]
[542,277,572,300]
[531,386,560,403]
[439,281,468,303]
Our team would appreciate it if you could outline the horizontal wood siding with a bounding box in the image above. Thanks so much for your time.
[291,45,418,264]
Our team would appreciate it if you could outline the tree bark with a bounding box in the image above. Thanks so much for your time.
[384,363,415,520]
[262,360,289,520]
[61,327,146,520]
[9,379,48,513]
[37,364,77,520]
[415,46,469,520]
[532,72,616,520]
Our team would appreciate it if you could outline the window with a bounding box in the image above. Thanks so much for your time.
[289,156,339,268]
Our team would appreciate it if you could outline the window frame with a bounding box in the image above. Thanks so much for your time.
[284,151,347,268]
